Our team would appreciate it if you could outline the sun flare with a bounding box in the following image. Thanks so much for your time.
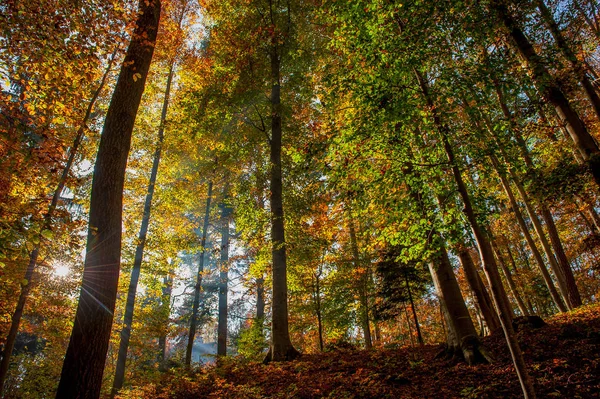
[53,263,71,278]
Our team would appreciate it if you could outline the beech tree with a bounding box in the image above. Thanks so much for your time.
[55,1,161,397]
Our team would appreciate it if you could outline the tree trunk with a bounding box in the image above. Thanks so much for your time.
[55,2,160,397]
[491,0,600,187]
[457,249,502,332]
[491,241,530,316]
[508,168,580,309]
[443,135,536,398]
[348,214,372,349]
[536,0,600,120]
[0,47,117,397]
[256,277,265,321]
[313,264,324,352]
[405,271,423,346]
[264,44,299,363]
[427,245,491,364]
[112,59,174,398]
[489,155,567,312]
[489,83,582,309]
[217,204,231,357]
[158,272,173,371]
[415,68,536,397]
[185,181,213,367]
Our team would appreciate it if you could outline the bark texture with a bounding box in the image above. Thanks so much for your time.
[265,45,299,362]
[56,2,161,397]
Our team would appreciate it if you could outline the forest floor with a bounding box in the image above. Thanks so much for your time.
[126,304,600,398]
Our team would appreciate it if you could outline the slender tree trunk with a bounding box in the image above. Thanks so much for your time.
[508,169,580,309]
[0,48,117,397]
[457,249,502,332]
[264,44,299,362]
[217,204,231,357]
[112,60,174,398]
[536,0,600,120]
[313,265,324,352]
[415,69,536,398]
[404,304,415,348]
[490,83,582,309]
[489,155,567,312]
[491,0,600,186]
[492,241,530,316]
[158,273,173,371]
[405,271,423,346]
[55,2,160,397]
[256,277,265,321]
[348,214,372,349]
[185,181,213,367]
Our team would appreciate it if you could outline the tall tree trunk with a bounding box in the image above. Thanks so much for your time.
[415,69,536,398]
[112,60,174,398]
[217,204,231,357]
[55,2,161,397]
[256,277,265,321]
[457,249,502,332]
[504,242,536,315]
[491,82,582,309]
[489,155,567,312]
[491,241,530,316]
[313,263,324,352]
[264,44,299,362]
[405,271,423,346]
[508,168,581,309]
[536,0,600,120]
[491,0,600,187]
[0,46,118,398]
[348,214,372,349]
[185,181,213,367]
[428,244,491,364]
[158,272,173,371]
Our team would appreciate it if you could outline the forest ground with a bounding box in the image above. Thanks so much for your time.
[124,304,600,399]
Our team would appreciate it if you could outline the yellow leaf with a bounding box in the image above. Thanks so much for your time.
[133,73,142,82]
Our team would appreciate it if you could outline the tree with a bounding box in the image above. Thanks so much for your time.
[55,1,161,397]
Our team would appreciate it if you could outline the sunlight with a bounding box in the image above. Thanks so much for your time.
[53,263,71,278]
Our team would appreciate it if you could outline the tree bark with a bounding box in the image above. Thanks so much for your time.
[491,0,600,187]
[348,214,372,349]
[112,59,174,398]
[158,272,173,370]
[185,181,213,367]
[405,270,423,345]
[508,168,581,309]
[415,68,536,397]
[491,241,530,316]
[313,263,324,352]
[489,82,582,309]
[489,155,567,312]
[55,2,160,397]
[256,277,265,321]
[264,44,299,362]
[457,249,502,332]
[0,47,117,397]
[217,204,231,357]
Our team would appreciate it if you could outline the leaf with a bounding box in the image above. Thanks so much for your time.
[133,73,142,82]
[41,229,53,240]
